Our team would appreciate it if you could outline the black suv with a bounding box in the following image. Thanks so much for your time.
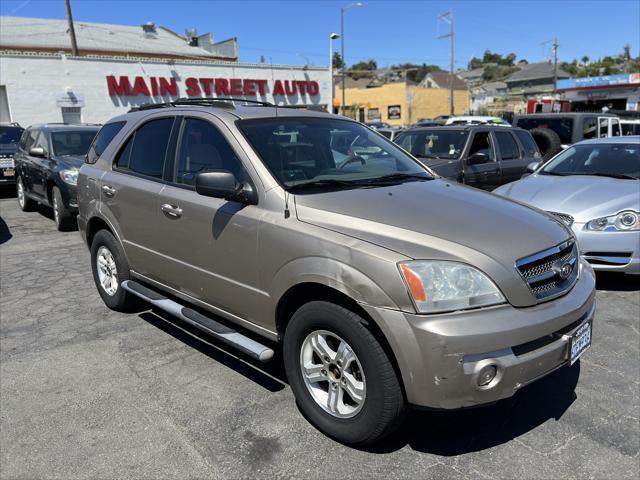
[14,123,100,230]
[0,122,24,187]
[394,125,541,190]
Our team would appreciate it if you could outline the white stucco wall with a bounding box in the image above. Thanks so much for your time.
[0,53,331,126]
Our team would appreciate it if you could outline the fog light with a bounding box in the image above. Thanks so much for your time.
[477,365,497,387]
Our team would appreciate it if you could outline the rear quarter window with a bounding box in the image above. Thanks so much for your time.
[513,130,540,158]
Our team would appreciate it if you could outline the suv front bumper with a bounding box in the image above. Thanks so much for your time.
[361,259,596,409]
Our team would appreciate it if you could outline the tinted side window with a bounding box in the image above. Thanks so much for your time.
[116,118,174,179]
[468,132,495,161]
[599,118,608,138]
[23,129,39,152]
[495,131,519,160]
[513,130,540,157]
[612,119,621,136]
[86,122,125,164]
[582,117,597,139]
[175,118,243,186]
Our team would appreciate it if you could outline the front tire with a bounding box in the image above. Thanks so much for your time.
[52,186,76,231]
[16,176,36,212]
[90,229,139,312]
[284,301,406,445]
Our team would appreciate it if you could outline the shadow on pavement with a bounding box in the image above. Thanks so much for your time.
[0,215,11,245]
[0,185,16,199]
[364,362,580,455]
[139,308,287,393]
[595,272,639,292]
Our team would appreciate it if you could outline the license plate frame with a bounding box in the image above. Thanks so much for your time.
[569,320,592,365]
[2,168,15,177]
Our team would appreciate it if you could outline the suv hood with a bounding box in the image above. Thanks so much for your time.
[294,179,569,265]
[494,174,640,223]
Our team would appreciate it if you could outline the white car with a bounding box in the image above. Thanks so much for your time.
[445,116,511,126]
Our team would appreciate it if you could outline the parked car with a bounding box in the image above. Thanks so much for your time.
[394,125,541,190]
[0,122,24,187]
[14,123,101,230]
[444,116,512,126]
[78,100,595,445]
[364,121,391,130]
[376,127,404,141]
[494,137,639,274]
[513,112,621,160]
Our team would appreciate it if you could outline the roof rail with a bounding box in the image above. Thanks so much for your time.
[129,97,275,112]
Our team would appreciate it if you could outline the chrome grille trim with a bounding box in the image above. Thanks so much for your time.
[547,211,574,227]
[516,240,579,302]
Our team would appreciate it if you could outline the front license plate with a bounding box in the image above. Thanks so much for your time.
[2,168,14,177]
[570,320,592,365]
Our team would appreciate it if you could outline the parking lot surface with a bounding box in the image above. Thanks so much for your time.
[1,194,639,479]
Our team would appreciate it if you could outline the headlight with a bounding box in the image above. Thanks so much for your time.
[59,169,78,186]
[398,261,506,314]
[585,210,639,231]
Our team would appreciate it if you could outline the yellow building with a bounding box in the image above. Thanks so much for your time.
[335,76,470,126]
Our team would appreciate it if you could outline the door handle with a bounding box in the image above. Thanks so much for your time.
[101,185,116,197]
[161,204,183,218]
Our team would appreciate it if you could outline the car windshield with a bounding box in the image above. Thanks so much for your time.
[395,129,468,160]
[540,142,640,179]
[516,117,574,144]
[0,126,24,144]
[51,130,99,156]
[238,117,432,190]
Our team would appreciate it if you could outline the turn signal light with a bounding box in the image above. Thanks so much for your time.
[400,264,427,302]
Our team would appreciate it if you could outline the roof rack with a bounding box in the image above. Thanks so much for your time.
[129,97,275,112]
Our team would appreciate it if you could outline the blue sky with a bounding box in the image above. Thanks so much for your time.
[1,0,638,69]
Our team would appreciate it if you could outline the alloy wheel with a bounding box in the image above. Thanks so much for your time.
[300,330,366,418]
[53,193,60,226]
[17,179,25,208]
[96,246,119,296]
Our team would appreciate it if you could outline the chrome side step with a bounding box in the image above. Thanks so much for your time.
[121,280,274,362]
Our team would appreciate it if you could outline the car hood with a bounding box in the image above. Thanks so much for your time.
[54,155,85,169]
[294,179,569,267]
[494,174,640,223]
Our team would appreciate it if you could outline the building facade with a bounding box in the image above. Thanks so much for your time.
[557,73,640,112]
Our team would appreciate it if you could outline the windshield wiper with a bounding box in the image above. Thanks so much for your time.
[287,179,360,191]
[361,173,433,185]
[572,172,638,180]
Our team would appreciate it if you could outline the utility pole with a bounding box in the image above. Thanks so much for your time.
[552,37,559,94]
[65,0,79,56]
[340,2,363,117]
[437,10,454,115]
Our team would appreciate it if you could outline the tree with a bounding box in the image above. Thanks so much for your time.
[349,59,377,79]
[580,55,589,65]
[332,52,344,71]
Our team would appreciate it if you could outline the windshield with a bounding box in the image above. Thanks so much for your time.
[238,117,432,190]
[51,130,99,156]
[516,117,574,144]
[0,126,24,145]
[395,129,468,159]
[540,142,640,179]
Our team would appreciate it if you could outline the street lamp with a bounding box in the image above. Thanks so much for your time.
[329,32,340,113]
[340,2,364,116]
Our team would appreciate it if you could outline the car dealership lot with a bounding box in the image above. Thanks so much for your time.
[0,195,638,479]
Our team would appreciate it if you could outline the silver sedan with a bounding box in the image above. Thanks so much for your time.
[494,137,640,274]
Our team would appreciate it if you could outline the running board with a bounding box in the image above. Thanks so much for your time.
[121,280,274,362]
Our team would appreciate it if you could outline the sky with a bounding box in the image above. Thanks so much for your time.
[1,0,638,70]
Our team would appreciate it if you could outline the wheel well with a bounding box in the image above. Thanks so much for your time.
[46,180,55,203]
[85,217,113,248]
[276,282,405,395]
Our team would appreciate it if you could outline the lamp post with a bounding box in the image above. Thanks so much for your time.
[329,32,339,114]
[340,2,363,116]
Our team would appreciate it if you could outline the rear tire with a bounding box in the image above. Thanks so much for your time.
[284,301,406,445]
[90,229,140,312]
[52,186,76,231]
[16,176,36,212]
[530,127,562,160]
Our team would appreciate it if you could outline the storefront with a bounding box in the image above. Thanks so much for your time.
[0,53,331,126]
[557,73,640,112]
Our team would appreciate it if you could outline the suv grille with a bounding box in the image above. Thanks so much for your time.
[516,240,578,302]
[547,211,574,227]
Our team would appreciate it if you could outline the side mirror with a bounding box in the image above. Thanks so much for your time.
[468,152,489,165]
[195,171,256,204]
[29,147,46,158]
[526,161,539,173]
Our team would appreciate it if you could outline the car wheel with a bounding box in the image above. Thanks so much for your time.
[90,229,140,312]
[52,186,76,231]
[16,176,36,212]
[283,301,407,445]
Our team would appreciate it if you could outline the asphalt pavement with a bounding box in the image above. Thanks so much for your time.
[1,192,638,479]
